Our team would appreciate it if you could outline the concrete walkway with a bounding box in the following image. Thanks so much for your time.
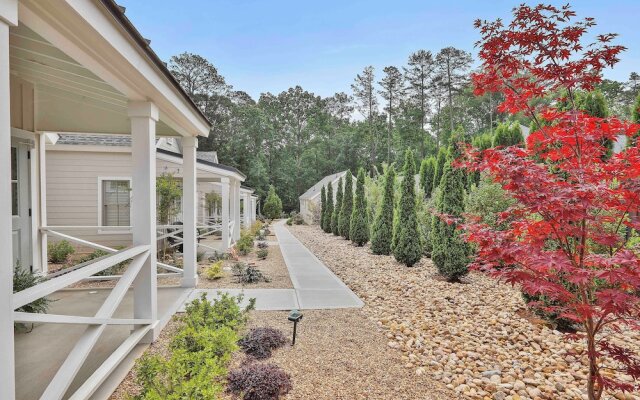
[185,220,363,311]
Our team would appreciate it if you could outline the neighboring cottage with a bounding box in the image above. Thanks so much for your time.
[299,171,352,224]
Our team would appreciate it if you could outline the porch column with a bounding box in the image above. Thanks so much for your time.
[181,136,198,287]
[0,3,17,399]
[243,193,251,228]
[128,102,158,342]
[220,178,230,251]
[231,180,241,240]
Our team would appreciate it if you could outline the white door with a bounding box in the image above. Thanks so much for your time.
[11,138,32,272]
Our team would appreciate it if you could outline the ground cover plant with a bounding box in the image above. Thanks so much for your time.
[227,362,292,400]
[233,262,270,284]
[238,327,288,360]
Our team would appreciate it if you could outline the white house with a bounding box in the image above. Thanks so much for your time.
[299,171,349,224]
[0,1,240,399]
[44,134,255,254]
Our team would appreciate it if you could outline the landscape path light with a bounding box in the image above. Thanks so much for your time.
[288,309,303,346]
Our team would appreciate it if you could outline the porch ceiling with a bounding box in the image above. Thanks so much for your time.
[9,23,177,136]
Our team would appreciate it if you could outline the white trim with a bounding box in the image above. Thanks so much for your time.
[97,176,132,234]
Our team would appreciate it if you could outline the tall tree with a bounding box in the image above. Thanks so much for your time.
[419,157,437,197]
[379,66,404,162]
[404,50,436,157]
[331,177,344,235]
[320,185,327,227]
[393,150,422,267]
[352,66,379,170]
[435,47,473,134]
[338,171,354,239]
[370,165,396,255]
[350,168,369,246]
[433,147,447,188]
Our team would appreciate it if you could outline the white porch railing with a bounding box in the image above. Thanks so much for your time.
[156,217,225,254]
[228,220,235,248]
[12,245,152,400]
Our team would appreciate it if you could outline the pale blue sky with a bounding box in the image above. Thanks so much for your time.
[121,0,640,99]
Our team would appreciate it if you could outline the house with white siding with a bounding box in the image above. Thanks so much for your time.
[0,1,257,399]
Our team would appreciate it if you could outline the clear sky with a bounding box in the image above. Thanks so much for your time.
[121,0,640,100]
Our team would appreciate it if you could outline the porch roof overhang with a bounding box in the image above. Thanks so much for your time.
[11,0,211,137]
[156,148,246,182]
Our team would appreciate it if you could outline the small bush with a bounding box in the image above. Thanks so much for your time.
[291,213,304,225]
[239,327,288,359]
[209,251,229,262]
[236,231,255,256]
[232,262,270,284]
[286,218,293,226]
[78,249,109,264]
[204,261,224,280]
[48,240,75,263]
[227,363,292,400]
[257,241,268,249]
[13,266,51,331]
[256,248,269,260]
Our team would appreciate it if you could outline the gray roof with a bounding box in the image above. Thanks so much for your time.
[57,134,131,146]
[196,151,218,164]
[299,171,347,200]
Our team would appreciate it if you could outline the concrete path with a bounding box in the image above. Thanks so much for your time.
[185,220,363,311]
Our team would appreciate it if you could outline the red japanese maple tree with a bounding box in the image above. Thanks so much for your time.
[462,4,640,399]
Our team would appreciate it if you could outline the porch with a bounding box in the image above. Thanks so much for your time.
[1,1,214,399]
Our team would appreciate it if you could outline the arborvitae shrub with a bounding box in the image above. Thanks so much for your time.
[370,165,395,255]
[331,177,343,235]
[431,145,470,282]
[492,122,524,147]
[393,150,422,267]
[263,185,283,220]
[338,171,353,239]
[320,185,326,228]
[419,157,436,197]
[433,147,447,188]
[324,182,334,233]
[349,168,369,246]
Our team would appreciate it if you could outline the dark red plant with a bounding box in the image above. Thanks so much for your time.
[462,4,640,399]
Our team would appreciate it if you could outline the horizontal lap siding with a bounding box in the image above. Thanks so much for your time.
[46,150,132,248]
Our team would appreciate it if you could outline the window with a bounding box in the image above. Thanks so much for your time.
[101,179,131,227]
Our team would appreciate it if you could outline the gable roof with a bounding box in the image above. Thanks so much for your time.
[299,171,348,200]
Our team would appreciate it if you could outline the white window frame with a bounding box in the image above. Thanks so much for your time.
[97,176,132,234]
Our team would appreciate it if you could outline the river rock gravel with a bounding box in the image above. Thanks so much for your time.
[287,224,640,400]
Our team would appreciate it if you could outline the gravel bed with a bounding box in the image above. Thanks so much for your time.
[237,309,454,399]
[198,243,293,289]
[287,224,640,400]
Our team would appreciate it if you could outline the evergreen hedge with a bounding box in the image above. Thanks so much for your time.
[393,150,422,267]
[433,147,447,189]
[331,177,343,235]
[320,185,326,227]
[323,182,334,233]
[419,157,436,197]
[370,165,395,255]
[350,168,369,246]
[338,171,353,239]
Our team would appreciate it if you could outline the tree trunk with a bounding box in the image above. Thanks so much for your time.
[447,58,454,134]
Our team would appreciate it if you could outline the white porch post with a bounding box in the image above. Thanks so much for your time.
[243,192,251,228]
[231,180,241,240]
[0,3,17,398]
[181,136,198,288]
[220,178,230,251]
[128,102,158,342]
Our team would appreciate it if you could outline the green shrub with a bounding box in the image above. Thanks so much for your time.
[350,168,369,246]
[263,185,283,220]
[331,177,343,235]
[13,266,51,331]
[48,240,75,263]
[431,145,470,282]
[156,173,182,225]
[464,176,516,229]
[320,185,326,228]
[132,293,253,399]
[338,170,353,239]
[492,121,524,147]
[371,165,395,255]
[232,263,270,284]
[419,157,436,197]
[257,241,268,249]
[323,183,334,233]
[433,147,447,188]
[227,363,292,400]
[286,218,293,226]
[239,327,288,359]
[204,261,224,280]
[236,230,255,256]
[256,248,268,260]
[393,150,422,267]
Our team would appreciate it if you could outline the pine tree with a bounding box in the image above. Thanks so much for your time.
[350,168,369,246]
[371,165,395,255]
[263,185,283,221]
[338,171,353,239]
[320,185,326,227]
[393,150,422,267]
[431,145,469,281]
[324,182,334,233]
[433,147,447,188]
[419,157,436,197]
[331,177,343,235]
